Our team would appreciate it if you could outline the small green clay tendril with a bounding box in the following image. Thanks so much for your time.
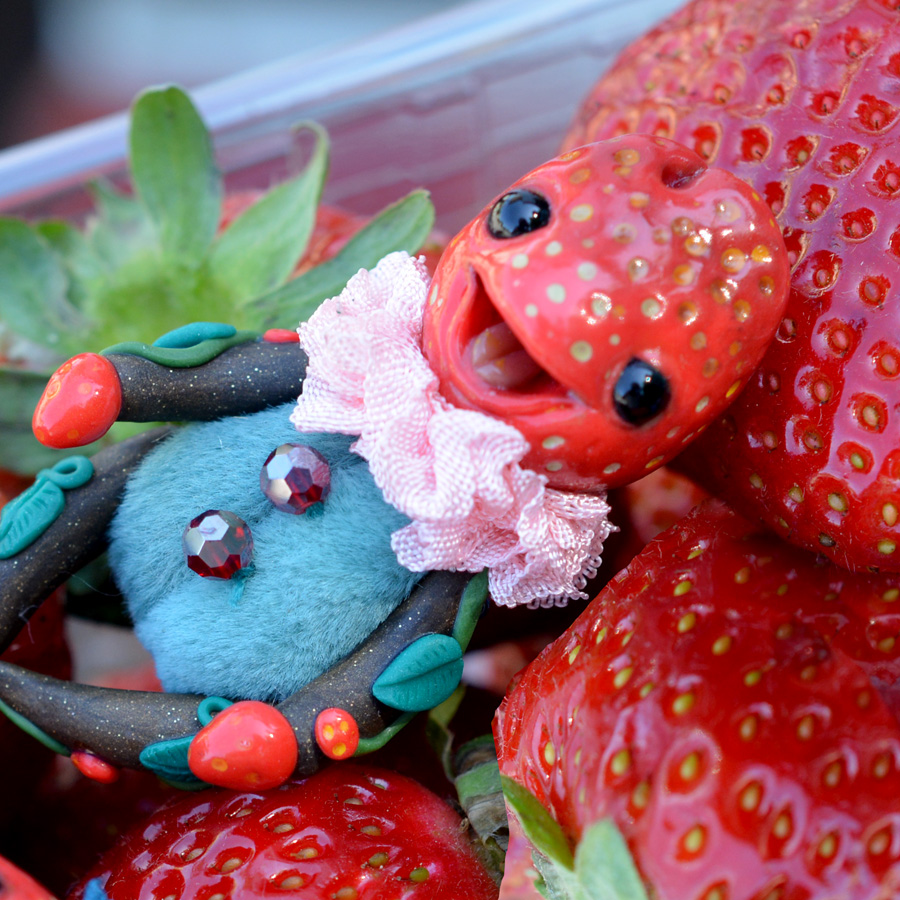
[41,455,94,489]
[101,330,259,367]
[353,711,416,756]
[452,569,488,651]
[152,321,237,348]
[0,696,70,755]
[198,696,232,725]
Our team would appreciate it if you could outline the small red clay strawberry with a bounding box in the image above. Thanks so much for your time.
[494,499,900,898]
[0,855,58,900]
[422,134,790,490]
[564,0,900,572]
[68,764,499,900]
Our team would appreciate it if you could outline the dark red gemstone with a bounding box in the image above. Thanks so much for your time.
[183,509,253,579]
[260,443,331,514]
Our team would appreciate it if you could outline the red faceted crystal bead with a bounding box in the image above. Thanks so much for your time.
[260,443,331,514]
[183,509,253,579]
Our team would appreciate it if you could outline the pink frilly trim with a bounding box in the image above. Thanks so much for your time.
[291,251,614,608]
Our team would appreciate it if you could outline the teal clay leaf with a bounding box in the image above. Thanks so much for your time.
[139,735,204,787]
[0,456,93,558]
[129,85,222,265]
[372,633,464,712]
[0,479,64,559]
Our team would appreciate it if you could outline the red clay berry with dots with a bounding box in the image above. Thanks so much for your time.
[494,499,900,898]
[564,0,900,572]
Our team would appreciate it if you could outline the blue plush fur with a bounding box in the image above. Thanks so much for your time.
[107,402,422,702]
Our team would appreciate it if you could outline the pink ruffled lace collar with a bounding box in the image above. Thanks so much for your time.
[291,251,613,608]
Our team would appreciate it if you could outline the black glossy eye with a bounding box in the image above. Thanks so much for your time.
[487,189,551,238]
[613,358,670,425]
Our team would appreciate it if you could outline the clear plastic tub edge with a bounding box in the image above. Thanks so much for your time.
[0,0,682,233]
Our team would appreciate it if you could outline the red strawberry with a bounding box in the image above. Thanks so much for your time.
[604,465,711,572]
[494,499,900,898]
[0,855,57,900]
[68,764,499,900]
[565,0,900,571]
[422,134,790,491]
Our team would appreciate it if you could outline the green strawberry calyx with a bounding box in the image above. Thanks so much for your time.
[501,774,650,900]
[0,83,435,473]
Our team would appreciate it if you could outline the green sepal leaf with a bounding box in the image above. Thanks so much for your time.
[0,366,52,426]
[503,777,650,900]
[129,85,222,265]
[210,123,329,304]
[36,220,105,318]
[253,189,435,328]
[0,219,86,351]
[0,426,80,477]
[372,633,463,712]
[85,180,156,269]
[567,820,650,900]
[500,775,574,871]
[530,819,651,900]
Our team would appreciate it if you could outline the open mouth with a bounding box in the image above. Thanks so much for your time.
[462,270,562,395]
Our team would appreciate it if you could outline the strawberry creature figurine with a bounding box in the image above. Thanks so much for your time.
[0,135,789,790]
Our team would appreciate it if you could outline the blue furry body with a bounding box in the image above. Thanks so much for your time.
[108,402,422,702]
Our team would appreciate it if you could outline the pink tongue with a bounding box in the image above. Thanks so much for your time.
[470,322,543,389]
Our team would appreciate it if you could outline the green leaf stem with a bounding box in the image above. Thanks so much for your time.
[129,84,222,265]
[209,123,329,300]
[500,776,651,900]
[0,220,85,351]
[252,188,435,327]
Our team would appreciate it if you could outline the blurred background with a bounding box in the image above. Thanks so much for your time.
[0,0,469,148]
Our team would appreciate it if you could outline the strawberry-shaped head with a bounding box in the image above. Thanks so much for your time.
[422,135,790,490]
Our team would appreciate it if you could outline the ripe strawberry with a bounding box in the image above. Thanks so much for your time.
[0,855,57,900]
[605,465,711,571]
[564,0,900,571]
[69,764,499,900]
[422,134,789,490]
[494,499,900,898]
